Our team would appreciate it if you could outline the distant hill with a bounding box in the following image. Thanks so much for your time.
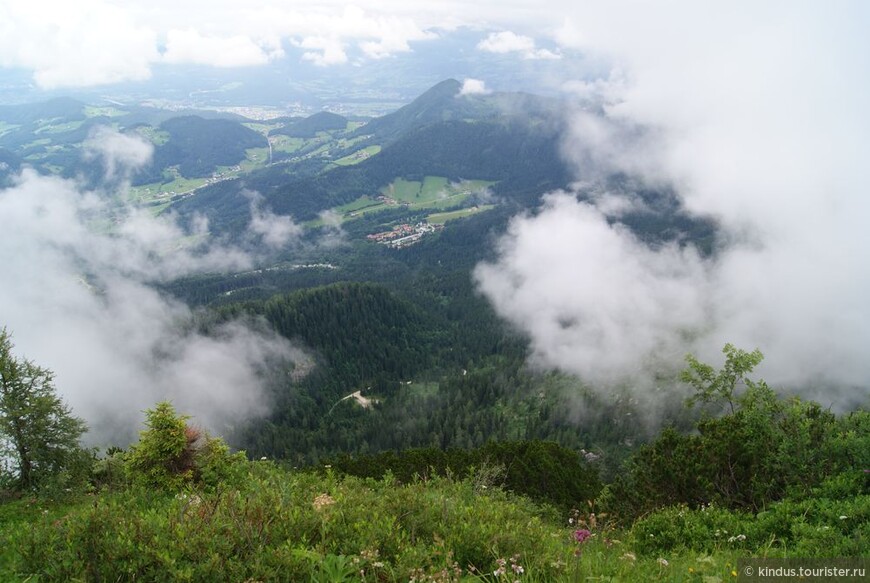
[117,106,248,128]
[0,97,85,125]
[136,116,267,182]
[352,79,498,143]
[270,111,348,138]
[171,116,568,231]
[0,98,91,151]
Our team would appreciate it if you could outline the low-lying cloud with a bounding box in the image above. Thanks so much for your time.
[459,78,489,96]
[476,193,708,388]
[246,190,305,250]
[0,130,308,444]
[476,4,870,409]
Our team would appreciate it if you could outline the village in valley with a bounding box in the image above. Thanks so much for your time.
[366,221,444,248]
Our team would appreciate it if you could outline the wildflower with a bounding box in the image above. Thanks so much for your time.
[839,515,848,520]
[657,558,669,567]
[621,552,637,562]
[312,493,336,510]
[731,570,738,577]
[573,529,592,543]
[689,567,695,574]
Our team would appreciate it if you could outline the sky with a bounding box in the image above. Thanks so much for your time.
[0,0,571,90]
[1,1,868,434]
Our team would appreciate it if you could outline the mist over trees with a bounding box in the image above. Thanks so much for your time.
[0,328,87,491]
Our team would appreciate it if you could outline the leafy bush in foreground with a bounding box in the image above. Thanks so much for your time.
[125,401,246,491]
[603,345,869,520]
[630,487,869,557]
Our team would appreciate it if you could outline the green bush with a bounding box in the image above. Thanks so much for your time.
[11,463,583,582]
[125,402,245,492]
[329,439,601,511]
[630,493,870,557]
[603,346,868,521]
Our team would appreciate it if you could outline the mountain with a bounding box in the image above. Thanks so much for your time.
[351,79,497,143]
[0,97,85,125]
[271,111,348,138]
[135,116,267,182]
[169,80,569,233]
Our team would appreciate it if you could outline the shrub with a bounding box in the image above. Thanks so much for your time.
[125,402,245,491]
[328,440,601,511]
[11,465,581,582]
[603,346,867,521]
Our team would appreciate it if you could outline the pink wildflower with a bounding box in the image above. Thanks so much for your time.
[573,529,592,544]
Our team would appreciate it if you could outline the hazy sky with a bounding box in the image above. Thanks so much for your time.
[0,0,573,88]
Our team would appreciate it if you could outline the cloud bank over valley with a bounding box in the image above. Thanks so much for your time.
[476,2,870,407]
[0,129,308,443]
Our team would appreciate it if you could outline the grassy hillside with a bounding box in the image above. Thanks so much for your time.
[2,445,865,582]
[0,345,866,581]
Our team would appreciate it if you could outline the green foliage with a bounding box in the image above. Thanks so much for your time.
[682,343,764,413]
[630,490,869,558]
[9,464,583,582]
[604,345,868,521]
[0,328,88,492]
[7,458,853,582]
[125,401,245,491]
[329,440,602,512]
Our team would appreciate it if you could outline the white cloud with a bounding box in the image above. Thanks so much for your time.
[477,3,870,408]
[297,36,349,66]
[246,191,304,249]
[459,78,490,95]
[316,209,347,248]
[0,0,158,88]
[162,28,283,67]
[0,0,443,86]
[83,126,154,183]
[476,193,708,388]
[0,131,308,443]
[477,30,560,60]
